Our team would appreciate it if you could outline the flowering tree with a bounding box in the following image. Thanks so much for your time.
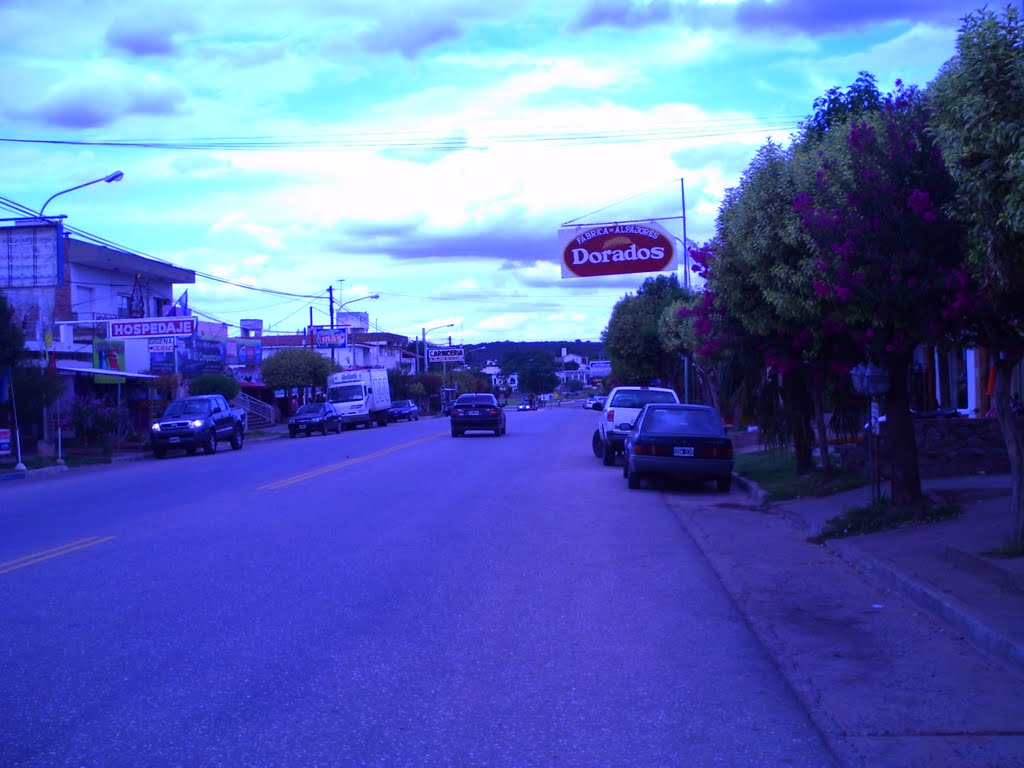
[929,6,1024,546]
[795,82,963,505]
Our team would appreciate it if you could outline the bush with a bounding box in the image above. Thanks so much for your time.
[188,373,240,400]
[67,395,130,446]
[810,497,961,543]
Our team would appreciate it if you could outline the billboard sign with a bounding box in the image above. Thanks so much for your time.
[427,347,465,363]
[109,317,197,339]
[93,339,126,384]
[148,337,176,353]
[560,222,675,279]
[0,220,64,288]
[0,428,10,456]
[315,327,348,348]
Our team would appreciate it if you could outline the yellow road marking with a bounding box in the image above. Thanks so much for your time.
[259,432,444,491]
[0,535,117,575]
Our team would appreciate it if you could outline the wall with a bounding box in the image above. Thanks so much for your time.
[838,417,1020,478]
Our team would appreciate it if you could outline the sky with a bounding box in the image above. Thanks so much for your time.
[0,0,988,346]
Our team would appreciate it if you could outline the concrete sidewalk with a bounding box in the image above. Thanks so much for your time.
[668,472,1024,767]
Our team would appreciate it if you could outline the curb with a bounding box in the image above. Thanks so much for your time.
[826,537,1024,675]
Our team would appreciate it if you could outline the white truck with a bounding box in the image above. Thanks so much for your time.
[326,369,392,429]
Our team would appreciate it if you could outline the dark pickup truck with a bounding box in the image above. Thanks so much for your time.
[150,394,247,458]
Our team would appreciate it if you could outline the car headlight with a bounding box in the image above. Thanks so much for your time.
[151,423,161,432]
[191,419,205,428]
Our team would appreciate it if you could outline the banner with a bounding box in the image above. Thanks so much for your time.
[93,339,126,384]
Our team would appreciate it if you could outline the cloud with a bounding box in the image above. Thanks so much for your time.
[478,313,529,331]
[359,14,464,58]
[17,73,187,128]
[106,12,198,57]
[733,0,977,35]
[570,0,677,32]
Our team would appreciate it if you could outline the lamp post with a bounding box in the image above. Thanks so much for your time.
[422,323,454,375]
[332,294,379,368]
[35,171,124,466]
[39,171,124,217]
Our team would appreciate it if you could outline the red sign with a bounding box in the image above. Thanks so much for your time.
[561,223,675,278]
[109,317,197,338]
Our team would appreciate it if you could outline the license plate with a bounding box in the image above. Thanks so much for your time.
[299,424,307,430]
[674,446,694,457]
[468,410,479,416]
[169,437,181,443]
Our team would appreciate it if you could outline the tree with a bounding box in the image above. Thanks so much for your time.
[260,348,334,392]
[929,6,1024,545]
[602,274,691,387]
[795,81,963,505]
[188,372,240,400]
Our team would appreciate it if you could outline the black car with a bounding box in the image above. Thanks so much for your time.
[450,393,506,437]
[388,399,420,422]
[622,403,733,492]
[288,402,342,437]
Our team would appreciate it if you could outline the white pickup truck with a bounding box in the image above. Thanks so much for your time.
[591,385,680,465]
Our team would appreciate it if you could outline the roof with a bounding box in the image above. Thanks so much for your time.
[67,238,195,285]
[56,361,157,380]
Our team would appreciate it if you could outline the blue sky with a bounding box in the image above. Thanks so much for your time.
[0,0,984,344]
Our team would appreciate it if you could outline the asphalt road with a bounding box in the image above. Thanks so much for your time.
[1,407,839,767]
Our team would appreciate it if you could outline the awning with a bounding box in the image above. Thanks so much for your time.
[56,362,157,380]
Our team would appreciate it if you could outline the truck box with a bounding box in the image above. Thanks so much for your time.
[326,369,392,429]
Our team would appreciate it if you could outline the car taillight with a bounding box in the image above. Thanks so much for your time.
[633,442,670,457]
[487,408,498,416]
[698,445,734,459]
[605,409,614,422]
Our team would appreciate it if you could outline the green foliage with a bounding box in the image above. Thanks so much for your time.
[260,348,334,390]
[187,372,240,400]
[67,394,130,445]
[602,274,691,386]
[12,366,65,432]
[0,293,27,368]
[734,450,869,502]
[810,497,961,543]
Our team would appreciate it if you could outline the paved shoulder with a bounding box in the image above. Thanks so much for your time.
[668,497,1024,768]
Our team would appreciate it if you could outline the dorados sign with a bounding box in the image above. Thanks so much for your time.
[560,222,676,279]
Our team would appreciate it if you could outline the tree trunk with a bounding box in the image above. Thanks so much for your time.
[992,359,1024,548]
[884,355,923,507]
[812,384,832,473]
[784,369,814,475]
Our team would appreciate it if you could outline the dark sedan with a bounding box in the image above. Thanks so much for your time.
[388,399,420,422]
[288,402,342,437]
[450,393,506,437]
[622,404,733,491]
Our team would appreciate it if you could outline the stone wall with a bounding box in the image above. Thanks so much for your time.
[837,417,1018,478]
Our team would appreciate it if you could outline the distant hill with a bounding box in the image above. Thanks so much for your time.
[463,340,605,367]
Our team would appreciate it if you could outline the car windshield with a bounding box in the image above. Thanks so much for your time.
[327,384,363,403]
[163,400,211,417]
[610,391,677,409]
[392,400,411,408]
[295,404,323,416]
[455,395,493,405]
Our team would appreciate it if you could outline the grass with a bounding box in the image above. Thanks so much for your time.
[810,497,962,543]
[733,449,869,502]
[983,537,1024,559]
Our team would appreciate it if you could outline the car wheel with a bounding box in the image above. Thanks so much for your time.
[153,446,167,459]
[626,463,641,489]
[717,475,732,493]
[451,429,462,437]
[204,431,217,455]
[230,425,244,450]
[591,431,603,458]
[602,439,615,466]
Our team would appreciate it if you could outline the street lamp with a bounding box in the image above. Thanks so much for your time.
[332,294,379,367]
[35,171,124,467]
[39,171,124,217]
[422,323,454,374]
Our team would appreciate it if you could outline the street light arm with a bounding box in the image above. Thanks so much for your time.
[40,171,124,217]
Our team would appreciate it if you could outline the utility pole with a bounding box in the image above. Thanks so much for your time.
[328,285,335,366]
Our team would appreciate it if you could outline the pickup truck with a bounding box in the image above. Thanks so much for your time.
[151,394,246,458]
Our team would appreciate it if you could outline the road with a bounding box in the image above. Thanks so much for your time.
[1,406,839,767]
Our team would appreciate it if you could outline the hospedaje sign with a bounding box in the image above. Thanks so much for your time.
[560,222,676,278]
[108,317,198,338]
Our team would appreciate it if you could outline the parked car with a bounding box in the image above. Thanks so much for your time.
[151,394,246,458]
[288,402,341,437]
[584,395,606,409]
[387,399,420,422]
[592,385,680,466]
[517,401,532,412]
[450,393,507,437]
[622,404,734,492]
